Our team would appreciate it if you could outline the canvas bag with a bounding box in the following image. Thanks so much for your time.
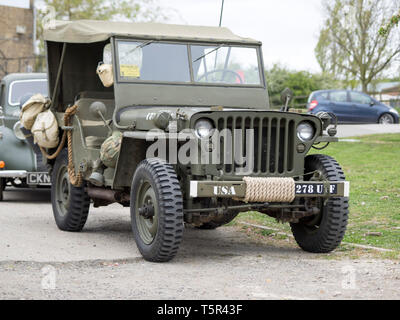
[20,94,50,130]
[97,63,114,87]
[31,109,59,148]
[100,131,122,168]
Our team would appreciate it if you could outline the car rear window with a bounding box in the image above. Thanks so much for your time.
[309,92,328,102]
[9,79,48,106]
[330,91,347,103]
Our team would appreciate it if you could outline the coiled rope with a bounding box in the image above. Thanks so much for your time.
[40,105,82,187]
[243,177,295,203]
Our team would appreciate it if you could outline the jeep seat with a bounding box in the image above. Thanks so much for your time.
[74,91,115,149]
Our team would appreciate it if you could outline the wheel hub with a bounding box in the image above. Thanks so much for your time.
[139,203,155,219]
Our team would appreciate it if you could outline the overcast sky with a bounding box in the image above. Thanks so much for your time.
[159,0,325,72]
[1,0,325,72]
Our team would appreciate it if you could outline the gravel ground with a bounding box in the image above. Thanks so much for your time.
[0,188,399,300]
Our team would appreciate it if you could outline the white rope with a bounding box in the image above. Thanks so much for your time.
[243,177,295,203]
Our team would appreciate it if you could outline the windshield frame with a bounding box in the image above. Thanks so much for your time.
[113,37,265,88]
[8,79,48,106]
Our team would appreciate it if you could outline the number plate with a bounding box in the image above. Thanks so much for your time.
[295,183,338,195]
[27,172,51,186]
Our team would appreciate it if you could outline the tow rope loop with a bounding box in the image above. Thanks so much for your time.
[243,177,296,203]
[40,105,83,187]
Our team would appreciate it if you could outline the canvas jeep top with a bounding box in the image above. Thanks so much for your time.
[40,20,349,262]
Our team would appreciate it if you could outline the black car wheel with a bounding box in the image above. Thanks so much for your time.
[130,158,184,262]
[290,154,349,253]
[51,149,90,231]
[379,113,394,124]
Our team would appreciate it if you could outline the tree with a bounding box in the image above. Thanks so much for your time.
[265,64,341,107]
[315,0,400,93]
[379,11,400,35]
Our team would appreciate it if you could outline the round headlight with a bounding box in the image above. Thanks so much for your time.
[13,121,26,141]
[194,119,214,139]
[297,122,315,142]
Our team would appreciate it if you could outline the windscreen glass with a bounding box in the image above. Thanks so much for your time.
[9,80,48,105]
[117,41,191,82]
[191,45,261,85]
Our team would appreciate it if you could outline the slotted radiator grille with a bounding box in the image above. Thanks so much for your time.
[215,115,296,175]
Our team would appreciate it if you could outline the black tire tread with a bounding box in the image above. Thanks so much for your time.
[131,158,184,262]
[290,154,349,253]
[51,149,90,232]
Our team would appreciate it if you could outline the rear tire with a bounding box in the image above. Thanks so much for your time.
[51,149,90,232]
[290,154,349,253]
[130,158,184,262]
[379,113,394,124]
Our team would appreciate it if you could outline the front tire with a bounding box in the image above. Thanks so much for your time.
[290,154,349,253]
[379,113,394,124]
[130,158,184,262]
[51,149,90,231]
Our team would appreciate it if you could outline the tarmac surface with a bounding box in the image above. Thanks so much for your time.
[336,123,400,138]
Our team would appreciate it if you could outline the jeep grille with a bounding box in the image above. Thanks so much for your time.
[216,115,296,175]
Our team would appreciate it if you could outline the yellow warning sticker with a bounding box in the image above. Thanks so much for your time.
[120,64,140,78]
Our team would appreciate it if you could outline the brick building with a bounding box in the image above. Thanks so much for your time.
[0,0,37,78]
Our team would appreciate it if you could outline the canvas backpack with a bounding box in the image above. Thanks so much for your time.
[20,94,50,130]
[31,109,59,149]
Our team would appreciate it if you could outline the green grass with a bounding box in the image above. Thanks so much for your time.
[235,133,400,252]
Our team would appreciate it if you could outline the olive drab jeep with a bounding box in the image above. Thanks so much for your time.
[42,20,349,262]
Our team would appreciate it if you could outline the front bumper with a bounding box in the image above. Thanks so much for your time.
[190,179,350,202]
[0,170,27,178]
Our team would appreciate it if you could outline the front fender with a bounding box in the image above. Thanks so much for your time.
[0,126,36,171]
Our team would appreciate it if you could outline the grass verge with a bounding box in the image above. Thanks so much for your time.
[233,133,400,258]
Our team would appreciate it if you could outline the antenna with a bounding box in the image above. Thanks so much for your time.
[219,0,225,27]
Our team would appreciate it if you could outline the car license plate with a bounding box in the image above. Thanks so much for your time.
[295,182,338,195]
[27,172,51,186]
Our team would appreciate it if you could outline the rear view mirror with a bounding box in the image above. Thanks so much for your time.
[281,88,294,105]
[280,88,294,112]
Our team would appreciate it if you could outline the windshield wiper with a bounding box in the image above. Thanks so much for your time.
[122,40,153,60]
[193,44,225,63]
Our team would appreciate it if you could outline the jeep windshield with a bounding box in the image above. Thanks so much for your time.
[116,40,262,86]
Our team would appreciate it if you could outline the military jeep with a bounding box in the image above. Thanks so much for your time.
[44,20,349,262]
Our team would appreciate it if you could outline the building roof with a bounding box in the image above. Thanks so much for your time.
[382,84,400,96]
[43,20,261,45]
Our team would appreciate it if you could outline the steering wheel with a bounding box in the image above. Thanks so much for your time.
[197,69,244,84]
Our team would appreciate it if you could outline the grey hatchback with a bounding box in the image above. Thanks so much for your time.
[307,89,399,124]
